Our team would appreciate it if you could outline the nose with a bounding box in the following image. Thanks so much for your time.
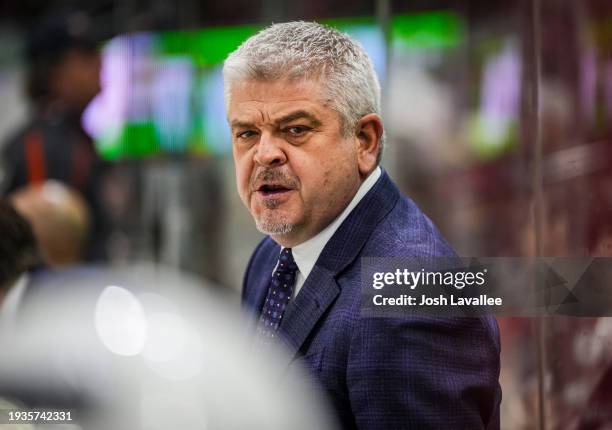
[253,132,287,167]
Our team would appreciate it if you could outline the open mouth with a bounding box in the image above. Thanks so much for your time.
[257,184,292,196]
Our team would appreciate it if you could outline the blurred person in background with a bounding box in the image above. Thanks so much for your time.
[10,181,90,268]
[0,200,41,331]
[225,22,500,429]
[1,9,111,262]
[0,181,90,335]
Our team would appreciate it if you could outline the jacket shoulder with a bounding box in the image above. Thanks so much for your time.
[364,193,456,258]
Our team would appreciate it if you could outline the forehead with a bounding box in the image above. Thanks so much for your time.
[227,78,332,122]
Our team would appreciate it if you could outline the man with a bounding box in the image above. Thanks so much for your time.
[1,9,110,261]
[224,22,501,429]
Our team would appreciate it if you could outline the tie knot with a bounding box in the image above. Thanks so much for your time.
[277,248,298,273]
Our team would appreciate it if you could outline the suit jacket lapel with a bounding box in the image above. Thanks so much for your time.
[244,242,280,333]
[276,171,400,364]
[277,264,339,367]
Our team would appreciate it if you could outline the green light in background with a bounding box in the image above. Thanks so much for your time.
[391,11,465,49]
[97,123,159,160]
[321,16,376,30]
[466,113,517,161]
[156,11,464,65]
[158,24,262,67]
[91,11,466,160]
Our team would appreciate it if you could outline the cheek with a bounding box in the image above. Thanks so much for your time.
[297,166,332,212]
[308,156,357,204]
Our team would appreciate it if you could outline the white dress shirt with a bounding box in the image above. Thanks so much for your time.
[283,167,382,299]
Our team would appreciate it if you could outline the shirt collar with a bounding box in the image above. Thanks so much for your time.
[290,166,381,279]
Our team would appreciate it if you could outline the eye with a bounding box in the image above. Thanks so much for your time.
[284,125,311,137]
[236,130,258,140]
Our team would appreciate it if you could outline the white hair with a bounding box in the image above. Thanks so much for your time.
[223,21,383,160]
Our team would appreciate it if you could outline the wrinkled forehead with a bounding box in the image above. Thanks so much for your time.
[226,77,334,119]
[226,73,331,104]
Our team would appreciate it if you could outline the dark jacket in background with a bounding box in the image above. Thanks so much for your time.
[1,108,109,261]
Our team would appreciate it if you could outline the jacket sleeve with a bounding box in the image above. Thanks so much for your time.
[346,315,501,429]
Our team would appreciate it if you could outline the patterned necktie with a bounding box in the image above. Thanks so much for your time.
[256,248,299,343]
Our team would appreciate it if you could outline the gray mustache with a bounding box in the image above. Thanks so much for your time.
[250,169,299,191]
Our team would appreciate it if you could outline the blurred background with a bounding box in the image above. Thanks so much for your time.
[0,0,611,428]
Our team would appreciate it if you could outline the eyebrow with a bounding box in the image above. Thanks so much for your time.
[276,110,322,127]
[230,110,322,130]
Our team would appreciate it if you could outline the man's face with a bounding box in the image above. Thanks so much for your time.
[53,49,101,111]
[228,78,363,247]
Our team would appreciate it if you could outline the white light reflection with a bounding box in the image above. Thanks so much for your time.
[142,312,186,363]
[142,311,204,381]
[94,285,147,356]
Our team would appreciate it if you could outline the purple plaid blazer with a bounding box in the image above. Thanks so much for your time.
[242,171,501,429]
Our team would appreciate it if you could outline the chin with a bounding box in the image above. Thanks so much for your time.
[255,219,294,236]
[254,208,299,235]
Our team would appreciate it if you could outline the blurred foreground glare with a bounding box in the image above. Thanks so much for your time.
[0,265,337,430]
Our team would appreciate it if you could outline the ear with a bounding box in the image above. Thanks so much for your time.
[355,113,383,177]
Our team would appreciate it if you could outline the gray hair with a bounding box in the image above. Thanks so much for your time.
[223,21,383,160]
